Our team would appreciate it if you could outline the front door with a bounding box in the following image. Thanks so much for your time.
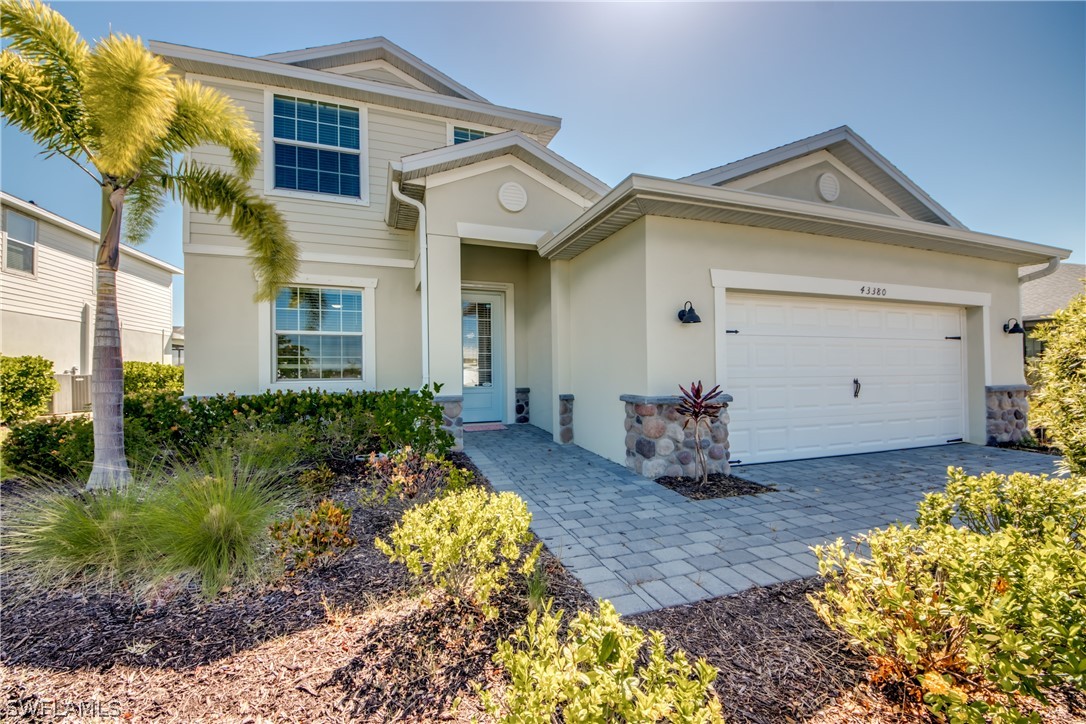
[462,291,505,423]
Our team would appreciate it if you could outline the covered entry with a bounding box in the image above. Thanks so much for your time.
[725,292,966,464]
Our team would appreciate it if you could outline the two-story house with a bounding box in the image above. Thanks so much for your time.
[0,192,181,376]
[152,37,1071,474]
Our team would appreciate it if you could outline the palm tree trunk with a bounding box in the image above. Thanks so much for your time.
[86,187,131,491]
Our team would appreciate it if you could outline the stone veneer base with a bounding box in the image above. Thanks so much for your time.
[558,394,574,444]
[515,387,530,424]
[434,395,464,452]
[985,385,1030,445]
[621,393,733,480]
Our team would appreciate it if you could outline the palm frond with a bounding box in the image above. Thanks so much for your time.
[164,80,260,179]
[0,51,66,142]
[1,0,89,93]
[164,162,298,301]
[83,34,175,178]
[124,156,169,244]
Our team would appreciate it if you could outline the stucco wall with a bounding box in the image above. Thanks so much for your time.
[568,220,648,463]
[1,311,85,372]
[641,215,1025,446]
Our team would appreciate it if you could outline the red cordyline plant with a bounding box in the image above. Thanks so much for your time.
[676,381,725,487]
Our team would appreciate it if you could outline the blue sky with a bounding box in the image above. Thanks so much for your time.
[3,1,1084,325]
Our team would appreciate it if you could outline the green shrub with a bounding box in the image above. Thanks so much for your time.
[366,446,474,502]
[0,355,59,425]
[918,467,1086,539]
[222,421,314,472]
[270,499,356,574]
[2,484,144,588]
[812,470,1086,723]
[375,488,540,618]
[141,450,294,596]
[481,599,724,723]
[123,361,184,395]
[1029,291,1086,474]
[1,416,157,480]
[297,463,337,497]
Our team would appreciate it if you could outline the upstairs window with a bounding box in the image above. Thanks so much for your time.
[452,126,493,144]
[272,95,363,200]
[3,210,36,274]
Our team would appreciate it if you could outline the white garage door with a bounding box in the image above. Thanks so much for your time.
[725,293,965,464]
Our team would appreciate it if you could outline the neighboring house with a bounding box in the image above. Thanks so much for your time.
[154,37,1071,472]
[1019,262,1084,359]
[171,326,185,365]
[0,192,182,374]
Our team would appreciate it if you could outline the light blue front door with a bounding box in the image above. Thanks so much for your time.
[462,291,505,423]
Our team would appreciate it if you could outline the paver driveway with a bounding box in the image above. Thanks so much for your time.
[465,425,1061,615]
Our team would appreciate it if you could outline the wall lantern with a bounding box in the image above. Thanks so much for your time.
[677,301,701,324]
[1003,318,1025,335]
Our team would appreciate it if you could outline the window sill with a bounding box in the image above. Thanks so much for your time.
[269,379,375,392]
[265,187,370,207]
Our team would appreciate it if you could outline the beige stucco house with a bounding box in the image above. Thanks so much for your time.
[156,37,1072,475]
[0,192,181,374]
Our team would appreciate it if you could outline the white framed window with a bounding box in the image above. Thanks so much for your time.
[274,285,365,381]
[266,91,369,205]
[451,126,494,145]
[3,210,37,274]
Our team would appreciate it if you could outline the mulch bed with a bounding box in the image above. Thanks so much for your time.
[654,472,774,501]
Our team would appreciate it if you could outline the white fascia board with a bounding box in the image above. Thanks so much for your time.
[680,126,965,230]
[149,41,559,139]
[1,192,183,275]
[260,37,489,103]
[400,131,609,200]
[539,175,1073,263]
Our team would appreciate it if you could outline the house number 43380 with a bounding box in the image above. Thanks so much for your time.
[859,285,887,296]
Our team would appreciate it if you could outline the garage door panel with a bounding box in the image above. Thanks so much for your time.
[725,293,964,464]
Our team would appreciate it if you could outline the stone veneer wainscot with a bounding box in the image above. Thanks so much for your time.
[435,395,464,452]
[621,393,732,480]
[985,385,1030,445]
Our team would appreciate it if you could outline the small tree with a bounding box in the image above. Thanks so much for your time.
[1,0,298,489]
[1029,290,1086,475]
[676,381,725,487]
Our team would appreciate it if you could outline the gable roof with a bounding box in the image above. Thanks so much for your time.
[386,131,609,230]
[1,192,183,275]
[538,174,1071,265]
[260,37,488,103]
[149,41,562,145]
[681,126,964,229]
[1021,262,1085,321]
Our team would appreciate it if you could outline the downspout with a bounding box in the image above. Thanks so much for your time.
[389,172,430,386]
[1018,257,1061,284]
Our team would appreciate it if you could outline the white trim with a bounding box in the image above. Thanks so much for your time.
[456,222,553,248]
[183,243,414,268]
[257,275,378,392]
[150,41,561,140]
[425,156,597,208]
[709,269,992,307]
[445,120,508,146]
[262,88,371,207]
[0,193,183,274]
[329,60,436,93]
[725,150,913,220]
[462,280,516,424]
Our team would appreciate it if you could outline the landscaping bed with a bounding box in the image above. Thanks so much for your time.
[654,472,774,501]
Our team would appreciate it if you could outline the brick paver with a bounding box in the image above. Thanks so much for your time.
[465,426,1061,615]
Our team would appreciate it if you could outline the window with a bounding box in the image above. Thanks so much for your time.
[272,95,362,199]
[274,286,364,380]
[3,210,36,274]
[452,126,493,144]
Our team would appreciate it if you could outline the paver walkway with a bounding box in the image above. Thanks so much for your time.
[465,425,1061,615]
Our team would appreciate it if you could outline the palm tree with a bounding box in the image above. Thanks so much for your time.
[1,0,298,490]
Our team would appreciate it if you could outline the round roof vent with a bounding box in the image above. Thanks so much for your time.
[817,172,840,202]
[498,182,528,212]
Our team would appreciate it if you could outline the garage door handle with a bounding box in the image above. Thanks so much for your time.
[853,378,861,398]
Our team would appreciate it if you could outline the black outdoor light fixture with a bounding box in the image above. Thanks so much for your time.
[1003,318,1025,335]
[677,301,701,324]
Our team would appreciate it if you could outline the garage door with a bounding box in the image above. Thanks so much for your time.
[725,293,965,464]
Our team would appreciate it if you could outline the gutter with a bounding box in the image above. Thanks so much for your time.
[1018,257,1061,284]
[388,166,430,386]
